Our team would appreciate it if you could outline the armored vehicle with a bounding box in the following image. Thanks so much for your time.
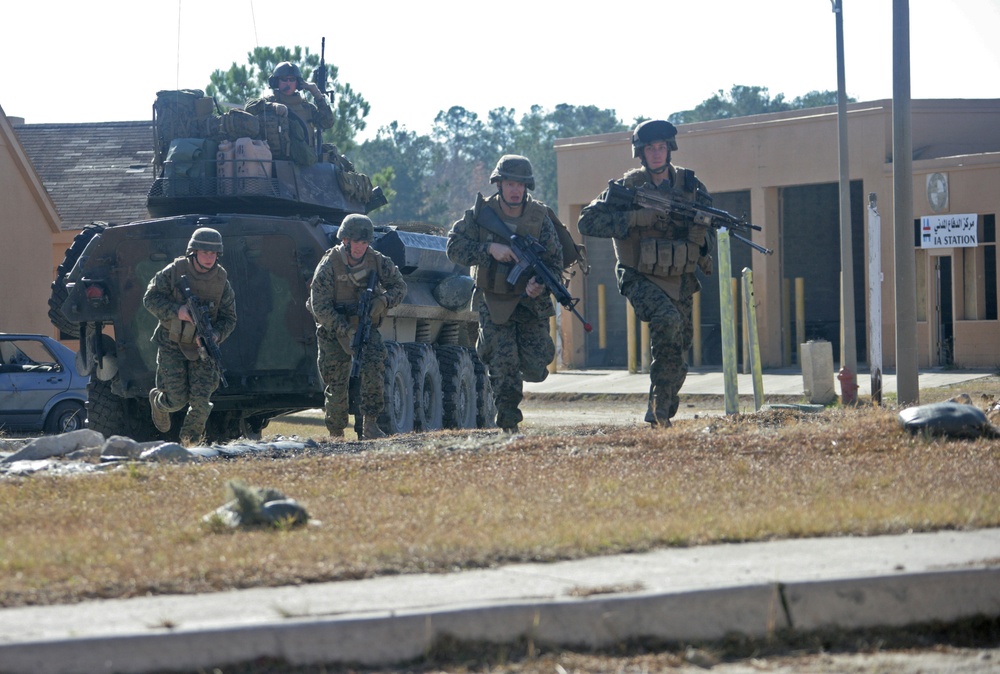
[48,89,494,441]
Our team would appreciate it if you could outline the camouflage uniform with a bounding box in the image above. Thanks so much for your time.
[578,164,714,426]
[143,254,237,442]
[308,241,407,435]
[447,192,563,431]
[245,62,335,165]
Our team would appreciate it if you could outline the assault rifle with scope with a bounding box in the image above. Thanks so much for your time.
[602,181,773,255]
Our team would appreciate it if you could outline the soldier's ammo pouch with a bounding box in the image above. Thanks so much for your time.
[168,317,203,362]
[637,238,699,277]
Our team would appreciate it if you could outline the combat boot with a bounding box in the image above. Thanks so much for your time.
[362,416,386,440]
[149,389,171,433]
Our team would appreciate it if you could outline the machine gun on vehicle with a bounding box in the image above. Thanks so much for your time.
[177,275,228,387]
[348,270,378,437]
[602,181,774,255]
[475,197,592,332]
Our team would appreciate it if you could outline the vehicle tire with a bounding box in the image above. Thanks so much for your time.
[48,223,106,338]
[44,401,87,434]
[404,343,443,431]
[87,378,161,442]
[473,354,497,429]
[379,341,414,434]
[435,345,477,429]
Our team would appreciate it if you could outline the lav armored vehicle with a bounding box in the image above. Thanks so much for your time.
[48,89,494,441]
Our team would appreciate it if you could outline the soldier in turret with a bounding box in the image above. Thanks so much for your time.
[245,61,334,165]
[308,215,407,439]
[577,120,715,428]
[143,228,237,443]
[446,155,562,433]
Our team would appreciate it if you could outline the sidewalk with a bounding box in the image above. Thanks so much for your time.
[524,366,994,398]
[1,529,997,673]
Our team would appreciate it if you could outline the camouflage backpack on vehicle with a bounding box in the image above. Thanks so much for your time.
[153,89,215,169]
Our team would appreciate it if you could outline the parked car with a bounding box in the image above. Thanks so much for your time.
[0,333,89,434]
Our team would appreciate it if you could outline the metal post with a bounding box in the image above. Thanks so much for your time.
[832,0,858,402]
[627,301,637,374]
[868,193,883,404]
[893,0,920,405]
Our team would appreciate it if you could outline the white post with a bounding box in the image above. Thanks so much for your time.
[867,193,883,404]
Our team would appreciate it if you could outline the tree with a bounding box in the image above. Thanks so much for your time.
[669,85,853,124]
[205,45,370,152]
[355,122,450,226]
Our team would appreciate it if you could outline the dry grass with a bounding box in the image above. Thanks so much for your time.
[3,387,999,610]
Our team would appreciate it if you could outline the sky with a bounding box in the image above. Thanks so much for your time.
[3,0,999,142]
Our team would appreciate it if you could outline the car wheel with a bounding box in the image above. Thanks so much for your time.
[44,401,87,434]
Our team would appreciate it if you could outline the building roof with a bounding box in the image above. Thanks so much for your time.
[12,120,154,230]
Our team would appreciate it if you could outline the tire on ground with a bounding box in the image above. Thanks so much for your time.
[379,341,414,434]
[87,378,161,442]
[404,342,443,431]
[435,345,477,429]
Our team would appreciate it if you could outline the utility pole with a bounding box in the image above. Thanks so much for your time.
[831,0,858,404]
[893,0,920,404]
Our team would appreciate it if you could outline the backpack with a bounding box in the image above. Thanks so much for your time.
[153,89,215,169]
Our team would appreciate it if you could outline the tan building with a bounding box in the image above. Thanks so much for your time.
[1,107,152,343]
[556,98,1000,370]
[0,105,62,335]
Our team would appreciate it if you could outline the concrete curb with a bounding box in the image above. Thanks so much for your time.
[2,568,998,674]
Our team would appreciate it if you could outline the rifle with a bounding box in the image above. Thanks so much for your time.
[177,275,228,387]
[474,196,593,332]
[349,270,378,438]
[312,37,330,160]
[602,181,774,255]
[312,37,330,97]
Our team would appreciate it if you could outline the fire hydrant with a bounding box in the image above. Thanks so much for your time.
[837,366,859,406]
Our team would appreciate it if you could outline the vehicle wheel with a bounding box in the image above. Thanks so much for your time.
[379,341,414,434]
[404,343,443,431]
[435,345,477,429]
[44,401,87,434]
[87,379,161,442]
[473,354,497,429]
[48,223,106,338]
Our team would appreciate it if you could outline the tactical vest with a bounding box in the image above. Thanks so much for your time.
[614,166,702,300]
[474,195,547,297]
[163,256,228,358]
[324,246,384,328]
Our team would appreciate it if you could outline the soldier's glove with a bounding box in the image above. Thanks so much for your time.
[627,208,662,229]
[688,224,710,248]
[698,254,714,276]
[370,296,389,322]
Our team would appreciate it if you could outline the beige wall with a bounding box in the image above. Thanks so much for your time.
[0,108,62,337]
[556,99,1000,370]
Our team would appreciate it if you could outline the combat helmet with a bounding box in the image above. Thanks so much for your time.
[337,214,374,242]
[268,62,305,90]
[631,120,678,158]
[489,155,534,190]
[186,227,224,256]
